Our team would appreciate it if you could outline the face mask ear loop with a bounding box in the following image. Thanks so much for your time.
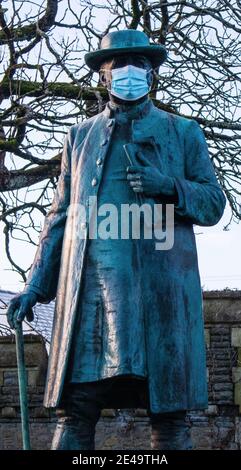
[146,68,154,89]
[152,67,160,81]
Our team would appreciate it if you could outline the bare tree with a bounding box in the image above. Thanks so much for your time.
[0,0,240,281]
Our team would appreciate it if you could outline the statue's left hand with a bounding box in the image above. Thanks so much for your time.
[7,292,37,330]
[126,151,176,197]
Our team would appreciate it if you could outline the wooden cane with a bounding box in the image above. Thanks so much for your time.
[15,320,31,450]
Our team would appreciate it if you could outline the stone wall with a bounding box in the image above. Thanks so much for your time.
[0,290,241,450]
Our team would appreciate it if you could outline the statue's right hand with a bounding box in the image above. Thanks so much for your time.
[7,292,38,329]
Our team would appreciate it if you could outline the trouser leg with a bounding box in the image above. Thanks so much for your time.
[51,415,98,450]
[149,411,193,450]
[51,381,111,450]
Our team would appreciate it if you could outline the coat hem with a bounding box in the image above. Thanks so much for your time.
[149,405,208,413]
[68,367,147,383]
[149,401,208,414]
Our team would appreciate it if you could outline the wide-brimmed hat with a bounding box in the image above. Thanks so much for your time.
[85,29,167,72]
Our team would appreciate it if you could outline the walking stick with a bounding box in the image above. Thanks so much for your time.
[15,319,31,450]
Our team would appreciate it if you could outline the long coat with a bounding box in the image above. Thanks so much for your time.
[25,100,226,410]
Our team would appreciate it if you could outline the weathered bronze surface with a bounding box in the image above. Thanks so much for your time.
[24,95,225,411]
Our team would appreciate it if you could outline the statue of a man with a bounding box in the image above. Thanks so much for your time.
[7,30,226,450]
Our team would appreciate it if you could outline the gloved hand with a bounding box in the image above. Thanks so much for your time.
[7,291,38,329]
[126,151,176,197]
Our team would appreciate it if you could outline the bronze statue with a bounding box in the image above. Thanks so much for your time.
[7,29,226,450]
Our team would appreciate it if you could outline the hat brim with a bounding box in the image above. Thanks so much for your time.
[84,45,167,71]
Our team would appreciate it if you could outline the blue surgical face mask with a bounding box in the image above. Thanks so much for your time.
[106,64,151,101]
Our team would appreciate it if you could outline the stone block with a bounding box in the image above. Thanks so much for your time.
[28,394,44,404]
[213,420,235,449]
[134,408,148,417]
[215,416,234,427]
[218,405,239,417]
[210,390,233,404]
[27,369,39,386]
[237,348,241,365]
[235,417,241,445]
[101,409,116,418]
[1,407,16,418]
[211,326,230,335]
[210,374,231,383]
[191,426,212,449]
[32,406,50,419]
[234,383,241,412]
[204,295,241,323]
[211,341,230,349]
[213,383,233,392]
[212,367,230,375]
[3,370,18,386]
[232,328,241,348]
[205,405,218,416]
[232,367,241,383]
[0,335,48,369]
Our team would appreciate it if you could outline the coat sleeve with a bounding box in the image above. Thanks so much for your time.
[24,127,74,303]
[173,119,226,226]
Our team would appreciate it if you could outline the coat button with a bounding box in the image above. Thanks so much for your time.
[100,139,108,147]
[91,177,98,186]
[80,222,87,230]
[96,157,103,166]
[107,119,114,127]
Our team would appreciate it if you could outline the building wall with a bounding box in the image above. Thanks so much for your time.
[0,291,241,450]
